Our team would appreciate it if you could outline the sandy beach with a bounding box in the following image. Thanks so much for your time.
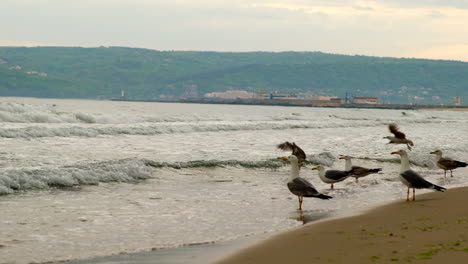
[216,185,468,264]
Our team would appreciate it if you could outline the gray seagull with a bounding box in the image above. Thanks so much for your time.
[384,124,414,150]
[278,155,332,210]
[430,150,468,179]
[391,149,446,201]
[339,156,382,183]
[311,165,353,189]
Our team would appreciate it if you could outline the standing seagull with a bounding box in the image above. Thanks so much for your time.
[384,124,414,150]
[430,150,468,178]
[278,155,332,210]
[277,142,306,166]
[391,149,446,201]
[339,156,382,183]
[310,165,353,189]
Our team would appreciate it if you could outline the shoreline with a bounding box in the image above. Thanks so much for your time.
[216,186,468,264]
[66,183,468,264]
[65,208,335,264]
[111,98,468,111]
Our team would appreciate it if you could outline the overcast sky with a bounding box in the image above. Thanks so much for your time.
[2,0,468,61]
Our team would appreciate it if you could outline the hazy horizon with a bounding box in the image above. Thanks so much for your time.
[2,0,468,62]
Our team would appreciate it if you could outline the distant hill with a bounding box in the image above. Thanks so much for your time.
[0,46,467,104]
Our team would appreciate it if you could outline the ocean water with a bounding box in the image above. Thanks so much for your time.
[0,97,467,264]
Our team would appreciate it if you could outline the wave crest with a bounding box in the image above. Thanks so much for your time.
[0,159,152,195]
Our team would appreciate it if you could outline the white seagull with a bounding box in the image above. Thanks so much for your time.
[310,165,353,189]
[391,149,446,201]
[278,155,332,210]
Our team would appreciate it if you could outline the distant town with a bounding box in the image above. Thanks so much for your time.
[204,89,382,106]
[118,88,465,110]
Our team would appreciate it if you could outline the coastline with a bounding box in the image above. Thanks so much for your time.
[216,185,468,264]
[66,179,468,264]
[111,98,468,111]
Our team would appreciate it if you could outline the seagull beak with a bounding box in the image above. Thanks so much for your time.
[430,151,436,154]
[310,167,318,170]
[277,157,289,161]
[390,151,399,155]
[339,156,346,159]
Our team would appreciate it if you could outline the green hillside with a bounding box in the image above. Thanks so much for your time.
[0,46,466,104]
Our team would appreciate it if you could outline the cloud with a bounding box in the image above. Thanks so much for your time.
[249,1,468,18]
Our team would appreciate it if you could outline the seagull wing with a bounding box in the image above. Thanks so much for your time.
[277,142,294,151]
[438,158,468,169]
[292,143,307,161]
[287,177,319,196]
[389,124,407,139]
[325,170,352,181]
[351,166,381,177]
[400,170,434,189]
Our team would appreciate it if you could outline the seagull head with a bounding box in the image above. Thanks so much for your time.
[277,156,289,161]
[277,155,298,163]
[391,149,407,156]
[310,165,324,171]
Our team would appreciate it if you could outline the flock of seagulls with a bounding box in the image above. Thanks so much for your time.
[277,123,467,209]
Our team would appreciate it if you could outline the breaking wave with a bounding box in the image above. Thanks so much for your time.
[0,159,152,195]
[0,119,460,138]
[0,152,440,195]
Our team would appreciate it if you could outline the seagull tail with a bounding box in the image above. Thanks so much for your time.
[370,168,382,173]
[432,185,446,192]
[315,194,333,200]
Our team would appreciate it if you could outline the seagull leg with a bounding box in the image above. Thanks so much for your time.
[412,188,416,201]
[406,188,410,201]
[298,196,303,210]
[331,184,334,190]
[355,178,359,183]
[450,170,453,177]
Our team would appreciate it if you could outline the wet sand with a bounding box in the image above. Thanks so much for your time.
[216,186,468,264]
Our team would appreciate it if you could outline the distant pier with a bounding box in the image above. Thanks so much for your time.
[111,98,468,110]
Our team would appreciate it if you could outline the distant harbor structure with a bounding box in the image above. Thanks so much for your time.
[204,90,256,99]
[352,96,379,104]
[120,89,125,100]
[113,88,467,110]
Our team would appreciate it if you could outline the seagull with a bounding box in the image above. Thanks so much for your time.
[339,156,382,183]
[384,124,414,150]
[278,155,332,210]
[391,149,446,201]
[310,165,353,189]
[430,150,468,179]
[277,142,306,166]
